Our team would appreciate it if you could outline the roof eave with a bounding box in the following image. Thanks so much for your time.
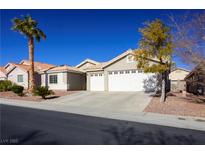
[44,69,85,74]
[85,68,104,72]
[76,59,99,68]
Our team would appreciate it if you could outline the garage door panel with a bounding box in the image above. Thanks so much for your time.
[108,70,153,91]
[90,74,104,91]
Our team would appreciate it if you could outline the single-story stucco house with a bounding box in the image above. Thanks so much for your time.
[169,68,190,92]
[76,49,157,92]
[2,60,55,89]
[39,49,157,92]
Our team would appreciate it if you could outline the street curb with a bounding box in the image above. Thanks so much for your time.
[1,98,205,132]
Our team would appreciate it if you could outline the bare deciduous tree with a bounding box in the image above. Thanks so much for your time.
[169,11,205,71]
[169,11,205,95]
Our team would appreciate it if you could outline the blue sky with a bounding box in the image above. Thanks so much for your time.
[0,10,201,69]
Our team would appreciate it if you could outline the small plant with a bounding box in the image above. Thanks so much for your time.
[0,80,13,92]
[34,86,54,99]
[11,84,24,96]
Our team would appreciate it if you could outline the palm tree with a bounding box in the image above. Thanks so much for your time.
[11,15,46,93]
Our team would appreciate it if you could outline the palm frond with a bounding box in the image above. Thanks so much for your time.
[37,28,46,40]
[11,15,46,41]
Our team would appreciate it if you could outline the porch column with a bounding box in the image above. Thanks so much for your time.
[86,73,90,91]
[104,70,108,91]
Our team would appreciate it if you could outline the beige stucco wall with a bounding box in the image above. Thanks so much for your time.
[169,69,189,81]
[104,54,137,71]
[86,73,90,90]
[43,71,85,90]
[41,74,46,86]
[7,67,29,88]
[47,72,68,90]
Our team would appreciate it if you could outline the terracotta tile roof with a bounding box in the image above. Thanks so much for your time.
[8,63,31,72]
[47,65,84,73]
[7,62,53,73]
[20,60,55,71]
[0,67,7,73]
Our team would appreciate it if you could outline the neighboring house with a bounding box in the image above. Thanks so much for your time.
[169,68,190,92]
[0,67,7,80]
[7,63,30,88]
[77,49,157,92]
[5,60,55,89]
[185,64,205,95]
[40,65,85,90]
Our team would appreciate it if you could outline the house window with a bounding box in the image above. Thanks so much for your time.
[17,75,23,82]
[125,70,130,74]
[49,75,58,84]
[99,73,102,76]
[138,69,143,73]
[131,70,136,73]
[95,74,98,76]
[109,71,112,75]
[120,71,124,74]
[114,71,118,74]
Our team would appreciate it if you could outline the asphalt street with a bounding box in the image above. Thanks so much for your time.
[1,104,205,145]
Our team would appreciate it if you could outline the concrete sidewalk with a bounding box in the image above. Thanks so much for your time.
[1,97,205,132]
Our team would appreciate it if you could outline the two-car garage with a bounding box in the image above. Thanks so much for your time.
[89,69,153,92]
[108,69,147,92]
[85,50,157,92]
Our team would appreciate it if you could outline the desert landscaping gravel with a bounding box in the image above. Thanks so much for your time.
[144,93,205,118]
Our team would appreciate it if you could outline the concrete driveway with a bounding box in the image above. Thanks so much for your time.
[53,91,153,114]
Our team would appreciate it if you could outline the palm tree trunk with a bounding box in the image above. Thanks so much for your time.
[28,37,35,93]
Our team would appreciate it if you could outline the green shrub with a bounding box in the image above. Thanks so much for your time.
[34,86,54,99]
[11,84,24,96]
[0,80,13,92]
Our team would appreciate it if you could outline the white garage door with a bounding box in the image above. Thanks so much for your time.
[108,69,153,91]
[90,73,104,91]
